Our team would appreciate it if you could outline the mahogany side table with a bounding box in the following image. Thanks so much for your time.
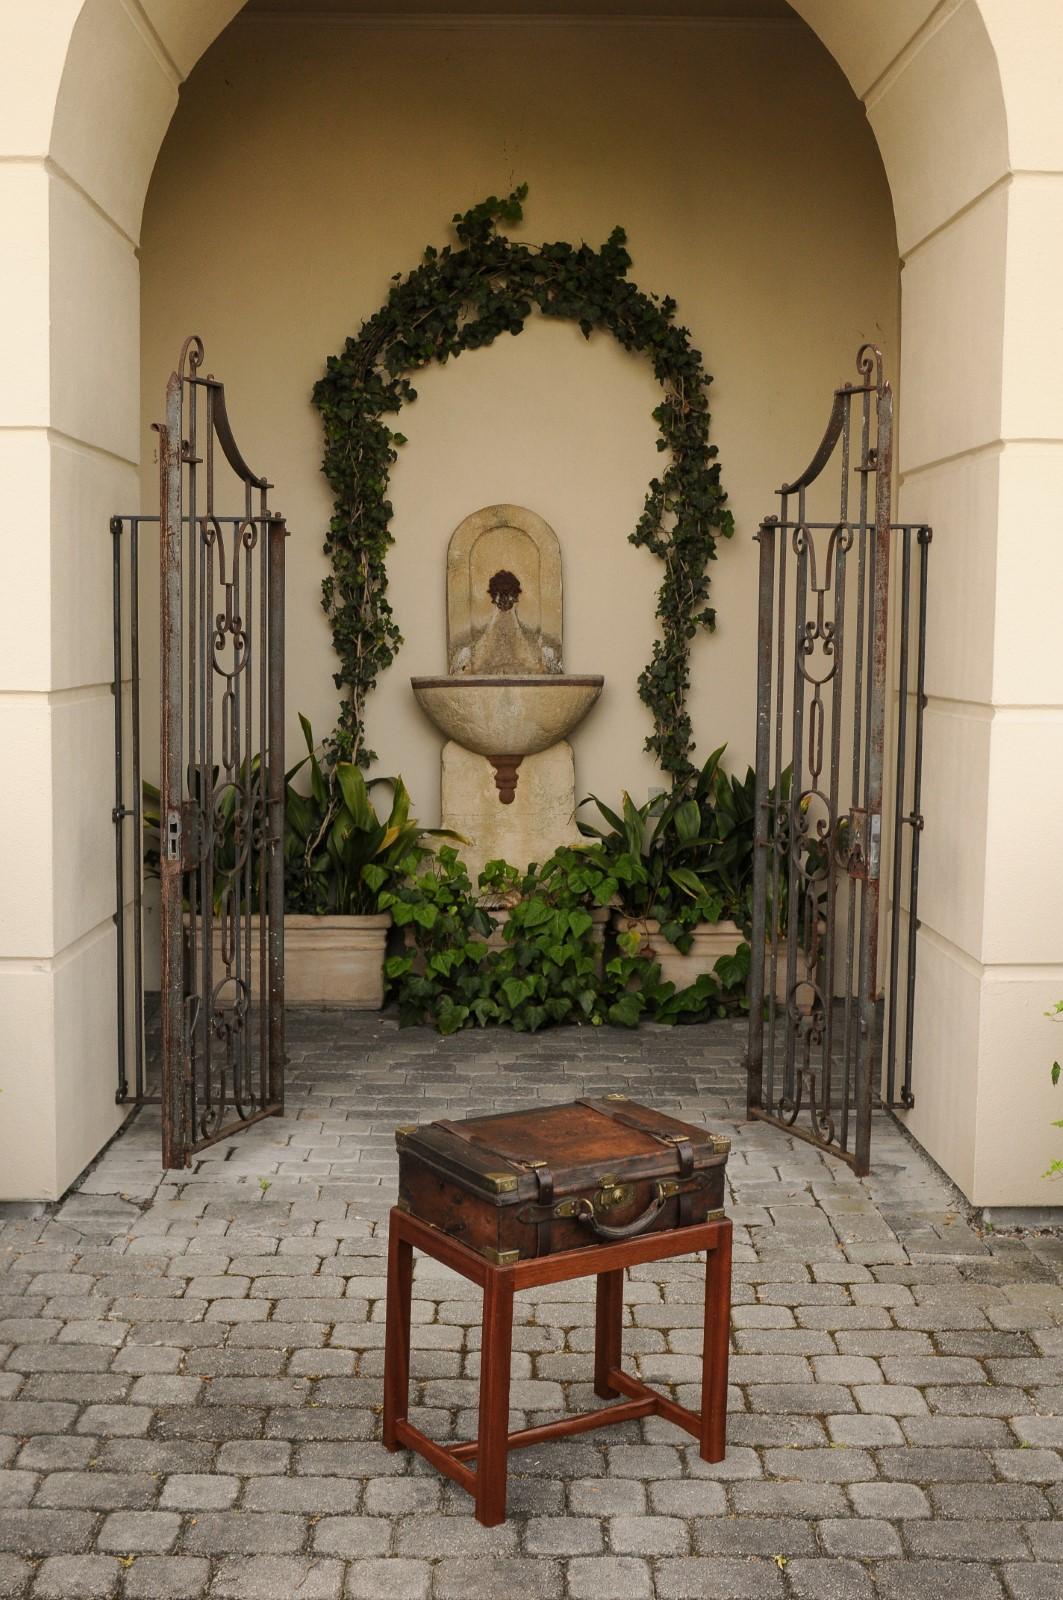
[382,1204,732,1526]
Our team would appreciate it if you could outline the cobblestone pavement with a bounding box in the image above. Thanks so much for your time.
[2,1012,1062,1599]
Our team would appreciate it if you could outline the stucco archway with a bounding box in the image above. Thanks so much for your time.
[1,0,1061,1205]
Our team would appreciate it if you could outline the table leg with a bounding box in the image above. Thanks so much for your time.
[594,1269,624,1399]
[382,1219,413,1452]
[700,1218,732,1462]
[475,1269,514,1526]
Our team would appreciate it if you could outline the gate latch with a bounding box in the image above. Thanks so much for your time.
[165,809,181,862]
[845,809,881,881]
[164,804,203,869]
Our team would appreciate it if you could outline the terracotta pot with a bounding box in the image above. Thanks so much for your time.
[612,914,745,988]
[184,913,391,1009]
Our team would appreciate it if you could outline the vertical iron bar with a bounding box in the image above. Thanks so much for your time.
[201,383,216,1140]
[259,504,268,1109]
[902,528,931,1108]
[158,373,186,1171]
[747,519,777,1114]
[784,499,808,1107]
[854,377,894,1177]
[885,527,912,1106]
[842,378,874,1150]
[267,516,287,1110]
[131,518,145,1102]
[111,517,128,1102]
[767,494,788,1112]
[822,391,853,1129]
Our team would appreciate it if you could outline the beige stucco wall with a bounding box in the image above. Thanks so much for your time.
[137,13,899,822]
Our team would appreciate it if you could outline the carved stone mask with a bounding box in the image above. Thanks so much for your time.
[487,569,522,612]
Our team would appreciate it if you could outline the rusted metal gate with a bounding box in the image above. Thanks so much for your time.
[111,338,287,1169]
[745,346,930,1175]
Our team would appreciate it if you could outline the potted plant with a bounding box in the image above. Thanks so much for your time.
[576,745,742,989]
[144,716,455,1009]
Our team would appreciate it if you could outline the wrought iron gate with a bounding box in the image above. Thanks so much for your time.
[745,346,930,1175]
[111,337,287,1169]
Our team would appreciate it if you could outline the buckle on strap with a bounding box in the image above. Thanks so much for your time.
[659,1132,694,1178]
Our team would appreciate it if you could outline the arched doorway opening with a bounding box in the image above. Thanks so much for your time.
[5,0,1062,1211]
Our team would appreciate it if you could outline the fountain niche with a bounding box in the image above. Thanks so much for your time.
[411,505,603,883]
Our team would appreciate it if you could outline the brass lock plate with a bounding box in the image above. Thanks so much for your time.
[594,1179,635,1215]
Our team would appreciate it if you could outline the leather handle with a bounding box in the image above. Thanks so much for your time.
[574,1182,671,1242]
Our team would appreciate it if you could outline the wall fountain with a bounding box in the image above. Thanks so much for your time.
[411,504,603,883]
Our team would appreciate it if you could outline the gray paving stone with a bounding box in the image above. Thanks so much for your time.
[159,1474,239,1510]
[431,1558,562,1600]
[849,1481,930,1518]
[655,1557,784,1598]
[731,1480,848,1517]
[209,1556,345,1598]
[0,1557,29,1600]
[876,1447,997,1483]
[180,1512,307,1555]
[31,1555,120,1598]
[904,1520,1030,1559]
[214,1441,291,1475]
[567,1556,653,1599]
[692,1516,816,1557]
[115,1555,204,1593]
[761,1446,876,1481]
[608,1514,689,1555]
[930,1483,1052,1520]
[523,1516,603,1555]
[1001,1565,1063,1600]
[568,1477,646,1515]
[646,1480,726,1516]
[343,1559,431,1599]
[0,1509,96,1553]
[784,1559,877,1599]
[392,1514,515,1558]
[874,1562,1005,1600]
[96,1512,182,1553]
[819,1517,902,1557]
[243,1475,361,1514]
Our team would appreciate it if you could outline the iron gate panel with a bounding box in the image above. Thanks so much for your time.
[745,346,929,1175]
[155,337,287,1169]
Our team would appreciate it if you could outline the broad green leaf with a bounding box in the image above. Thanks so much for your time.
[335,762,375,831]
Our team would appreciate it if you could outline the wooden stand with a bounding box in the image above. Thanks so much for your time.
[383,1205,732,1526]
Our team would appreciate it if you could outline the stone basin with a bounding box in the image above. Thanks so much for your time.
[411,674,604,757]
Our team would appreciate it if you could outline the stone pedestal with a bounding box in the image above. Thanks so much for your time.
[441,739,582,885]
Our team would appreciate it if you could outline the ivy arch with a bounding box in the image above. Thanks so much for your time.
[312,186,733,781]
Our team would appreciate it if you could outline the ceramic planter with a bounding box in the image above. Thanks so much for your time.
[612,914,745,988]
[185,913,392,1009]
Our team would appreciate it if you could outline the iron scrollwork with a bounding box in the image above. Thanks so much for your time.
[745,347,930,1175]
[156,338,287,1170]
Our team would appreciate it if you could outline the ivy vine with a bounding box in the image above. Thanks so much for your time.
[313,186,733,780]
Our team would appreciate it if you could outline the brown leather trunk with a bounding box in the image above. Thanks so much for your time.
[395,1095,730,1264]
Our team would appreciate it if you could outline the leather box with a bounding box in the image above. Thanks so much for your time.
[395,1095,729,1264]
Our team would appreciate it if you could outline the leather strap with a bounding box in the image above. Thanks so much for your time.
[577,1097,696,1179]
[432,1118,554,1256]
